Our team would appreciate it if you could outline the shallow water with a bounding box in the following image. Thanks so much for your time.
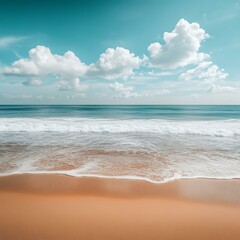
[0,105,240,182]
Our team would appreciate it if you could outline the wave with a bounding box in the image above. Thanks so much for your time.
[1,118,240,136]
[1,170,240,184]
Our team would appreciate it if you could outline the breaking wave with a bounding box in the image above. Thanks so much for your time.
[1,118,240,137]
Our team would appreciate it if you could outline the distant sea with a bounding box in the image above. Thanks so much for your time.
[0,105,240,183]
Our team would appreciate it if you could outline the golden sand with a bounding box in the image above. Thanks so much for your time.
[0,174,240,240]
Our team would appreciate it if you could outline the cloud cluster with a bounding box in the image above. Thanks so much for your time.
[1,18,232,97]
[2,46,90,91]
[109,82,145,98]
[2,46,141,90]
[3,46,88,77]
[88,47,141,80]
[179,61,228,82]
[147,18,209,69]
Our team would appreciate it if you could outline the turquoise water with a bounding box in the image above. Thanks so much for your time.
[0,105,240,182]
[1,105,240,119]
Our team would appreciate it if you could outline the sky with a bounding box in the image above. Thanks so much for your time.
[0,0,239,104]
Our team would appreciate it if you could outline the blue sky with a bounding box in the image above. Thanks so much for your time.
[0,0,239,104]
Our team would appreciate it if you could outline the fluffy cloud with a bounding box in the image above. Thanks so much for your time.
[147,19,209,69]
[2,46,88,90]
[179,61,228,82]
[3,46,88,77]
[109,82,146,98]
[0,19,232,100]
[88,47,142,80]
[2,46,142,90]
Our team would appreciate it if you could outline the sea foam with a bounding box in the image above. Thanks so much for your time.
[0,118,240,137]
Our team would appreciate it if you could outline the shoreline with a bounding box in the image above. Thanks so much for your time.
[1,171,240,184]
[1,173,240,204]
[1,174,240,240]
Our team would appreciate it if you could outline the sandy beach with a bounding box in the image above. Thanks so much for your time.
[0,174,240,240]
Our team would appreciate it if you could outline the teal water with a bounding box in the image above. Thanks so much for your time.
[1,105,240,119]
[0,105,240,182]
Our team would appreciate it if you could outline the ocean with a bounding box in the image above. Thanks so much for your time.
[0,105,240,183]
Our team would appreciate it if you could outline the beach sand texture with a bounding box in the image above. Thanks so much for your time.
[0,174,240,240]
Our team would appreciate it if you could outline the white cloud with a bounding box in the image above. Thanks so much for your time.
[1,19,234,102]
[147,19,209,69]
[59,78,88,91]
[178,61,235,96]
[3,46,88,77]
[0,36,27,48]
[88,47,142,80]
[2,46,88,90]
[2,46,142,90]
[109,82,146,98]
[179,61,228,82]
[207,83,236,93]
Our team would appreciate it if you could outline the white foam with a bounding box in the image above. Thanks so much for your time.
[1,118,240,137]
[0,170,239,184]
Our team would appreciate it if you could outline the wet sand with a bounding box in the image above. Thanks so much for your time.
[0,174,240,240]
